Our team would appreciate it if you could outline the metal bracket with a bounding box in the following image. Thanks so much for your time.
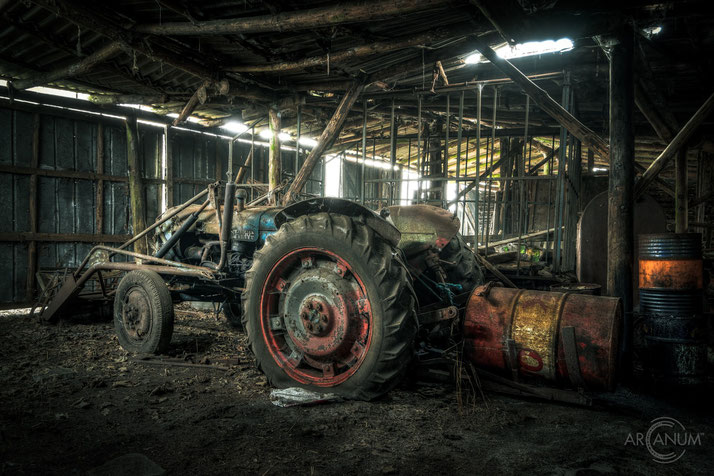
[561,325,586,389]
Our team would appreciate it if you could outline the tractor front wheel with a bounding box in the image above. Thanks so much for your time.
[114,270,174,354]
[242,213,417,400]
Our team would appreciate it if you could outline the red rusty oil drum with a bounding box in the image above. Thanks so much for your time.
[638,233,703,315]
[463,287,621,391]
[637,233,707,387]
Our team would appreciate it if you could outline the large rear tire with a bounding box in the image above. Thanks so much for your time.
[114,270,174,354]
[242,213,417,400]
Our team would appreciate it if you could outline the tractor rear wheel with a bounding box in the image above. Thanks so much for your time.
[440,234,484,293]
[242,213,417,400]
[223,302,243,329]
[114,270,174,354]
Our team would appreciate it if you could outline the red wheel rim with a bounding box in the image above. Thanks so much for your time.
[259,247,373,387]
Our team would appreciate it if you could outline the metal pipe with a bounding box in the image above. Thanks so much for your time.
[75,188,210,275]
[217,182,236,271]
[155,200,211,258]
[76,262,213,289]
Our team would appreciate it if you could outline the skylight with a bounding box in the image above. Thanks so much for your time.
[465,38,574,64]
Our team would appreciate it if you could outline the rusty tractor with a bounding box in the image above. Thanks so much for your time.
[35,181,483,400]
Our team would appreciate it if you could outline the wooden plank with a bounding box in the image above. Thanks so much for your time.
[166,126,174,207]
[96,123,105,235]
[0,232,132,243]
[26,113,40,301]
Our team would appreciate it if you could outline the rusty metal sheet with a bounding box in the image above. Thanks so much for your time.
[387,204,459,254]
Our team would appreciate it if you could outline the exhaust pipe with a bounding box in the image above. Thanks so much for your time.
[217,182,236,271]
[155,200,210,259]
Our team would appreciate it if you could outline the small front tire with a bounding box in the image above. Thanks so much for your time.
[114,270,174,354]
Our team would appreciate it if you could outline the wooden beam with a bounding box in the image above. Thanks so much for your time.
[470,0,528,44]
[268,108,281,201]
[89,94,171,105]
[690,189,714,208]
[125,116,148,255]
[29,0,275,102]
[11,41,124,90]
[634,92,714,199]
[634,81,676,143]
[675,148,688,233]
[283,78,366,204]
[633,162,675,198]
[227,26,462,73]
[173,81,211,126]
[135,0,449,36]
[472,37,610,160]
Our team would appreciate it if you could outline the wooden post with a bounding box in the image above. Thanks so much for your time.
[283,78,366,204]
[125,115,148,256]
[96,123,105,235]
[675,148,688,233]
[268,107,281,202]
[26,113,40,301]
[473,37,610,160]
[635,92,714,198]
[606,29,634,368]
[165,126,174,207]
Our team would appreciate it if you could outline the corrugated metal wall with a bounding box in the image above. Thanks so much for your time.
[0,100,323,306]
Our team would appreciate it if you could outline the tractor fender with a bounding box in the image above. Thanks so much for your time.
[275,198,401,247]
[386,204,460,256]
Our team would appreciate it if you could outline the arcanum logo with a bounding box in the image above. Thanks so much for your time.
[625,417,704,464]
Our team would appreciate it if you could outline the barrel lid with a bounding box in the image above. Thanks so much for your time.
[638,233,702,259]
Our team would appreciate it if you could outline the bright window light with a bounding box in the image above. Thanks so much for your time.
[465,53,482,64]
[299,136,318,148]
[278,132,291,142]
[221,121,248,135]
[497,38,573,60]
[643,26,662,36]
[466,38,573,64]
[324,155,342,197]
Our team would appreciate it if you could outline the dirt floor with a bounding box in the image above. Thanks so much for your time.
[1,307,712,476]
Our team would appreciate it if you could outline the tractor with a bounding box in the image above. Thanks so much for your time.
[35,180,483,400]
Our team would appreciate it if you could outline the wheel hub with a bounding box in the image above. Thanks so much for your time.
[300,298,331,336]
[260,248,373,386]
[123,288,151,340]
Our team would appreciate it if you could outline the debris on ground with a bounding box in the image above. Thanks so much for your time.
[269,387,342,407]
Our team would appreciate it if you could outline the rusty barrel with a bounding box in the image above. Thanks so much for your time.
[637,233,707,386]
[463,287,621,391]
[549,283,601,295]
